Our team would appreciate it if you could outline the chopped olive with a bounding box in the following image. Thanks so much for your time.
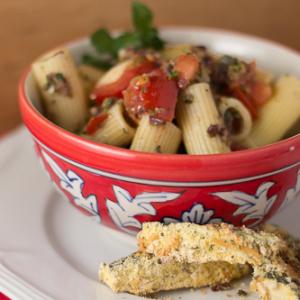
[44,73,72,97]
[224,108,243,135]
[207,124,226,137]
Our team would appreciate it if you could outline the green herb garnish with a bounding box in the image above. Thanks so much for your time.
[132,1,164,49]
[83,1,164,70]
[82,54,113,70]
[102,97,117,111]
[168,69,178,79]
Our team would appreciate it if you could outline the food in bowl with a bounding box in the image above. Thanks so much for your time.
[31,2,300,155]
[100,222,300,299]
[19,2,300,233]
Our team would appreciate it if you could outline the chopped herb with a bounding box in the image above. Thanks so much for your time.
[102,97,117,112]
[44,73,72,97]
[83,1,164,69]
[228,61,247,82]
[265,271,289,284]
[219,55,238,66]
[166,64,178,79]
[169,70,178,79]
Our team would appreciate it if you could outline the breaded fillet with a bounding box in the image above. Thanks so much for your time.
[252,224,300,300]
[99,251,250,295]
[137,222,300,300]
[261,224,300,256]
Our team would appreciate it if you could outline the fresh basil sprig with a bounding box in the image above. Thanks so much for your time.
[132,1,164,49]
[83,1,164,70]
[82,53,113,70]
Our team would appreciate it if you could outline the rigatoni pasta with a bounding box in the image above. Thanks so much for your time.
[177,83,231,154]
[244,75,300,147]
[96,60,132,86]
[78,64,104,95]
[32,7,300,155]
[130,115,182,153]
[218,97,253,142]
[32,49,88,132]
[90,101,136,147]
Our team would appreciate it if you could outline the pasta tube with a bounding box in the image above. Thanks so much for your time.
[96,60,132,86]
[218,97,253,142]
[245,75,300,147]
[32,49,88,132]
[78,64,104,95]
[177,83,231,154]
[130,115,182,154]
[91,101,135,147]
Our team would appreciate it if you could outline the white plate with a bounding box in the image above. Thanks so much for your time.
[0,127,299,300]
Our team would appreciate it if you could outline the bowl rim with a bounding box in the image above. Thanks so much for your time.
[19,26,300,167]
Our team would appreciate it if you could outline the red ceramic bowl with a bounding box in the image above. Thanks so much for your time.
[19,28,300,234]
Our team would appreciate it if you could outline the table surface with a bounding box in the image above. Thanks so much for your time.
[1,0,300,135]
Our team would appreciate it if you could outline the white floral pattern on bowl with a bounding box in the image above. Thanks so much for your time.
[106,186,180,233]
[39,142,300,231]
[163,203,222,225]
[279,169,300,211]
[42,150,101,223]
[213,181,277,227]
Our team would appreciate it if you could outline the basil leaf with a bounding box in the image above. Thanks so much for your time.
[86,1,165,60]
[114,32,142,52]
[132,1,153,32]
[91,29,115,56]
[82,54,113,70]
[141,27,164,50]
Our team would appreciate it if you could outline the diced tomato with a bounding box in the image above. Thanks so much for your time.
[174,53,200,88]
[85,113,108,134]
[91,58,158,103]
[231,86,258,119]
[250,81,272,107]
[123,69,178,122]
